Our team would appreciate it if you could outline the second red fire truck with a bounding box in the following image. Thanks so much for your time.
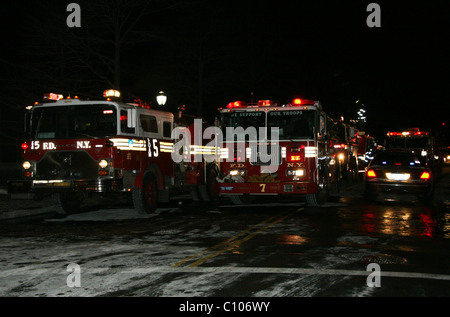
[216,98,338,207]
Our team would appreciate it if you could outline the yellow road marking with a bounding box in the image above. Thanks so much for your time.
[171,207,304,268]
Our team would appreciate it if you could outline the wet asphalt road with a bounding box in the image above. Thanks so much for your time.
[0,168,450,297]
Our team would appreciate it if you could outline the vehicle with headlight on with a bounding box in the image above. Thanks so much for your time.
[216,98,339,207]
[364,151,434,202]
[8,91,218,215]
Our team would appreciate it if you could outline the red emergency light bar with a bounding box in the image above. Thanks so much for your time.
[43,93,64,101]
[227,101,247,109]
[257,100,279,107]
[387,131,429,136]
[292,98,315,106]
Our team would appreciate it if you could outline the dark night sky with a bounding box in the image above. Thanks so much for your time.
[0,0,449,160]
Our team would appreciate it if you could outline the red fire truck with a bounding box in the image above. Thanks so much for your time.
[216,98,338,207]
[8,91,217,214]
[385,128,440,171]
[330,120,359,183]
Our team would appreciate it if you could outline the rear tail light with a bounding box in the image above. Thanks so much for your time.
[366,169,377,178]
[420,171,431,180]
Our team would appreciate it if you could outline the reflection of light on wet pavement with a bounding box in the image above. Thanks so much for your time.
[278,235,308,245]
[418,213,436,237]
[360,206,445,238]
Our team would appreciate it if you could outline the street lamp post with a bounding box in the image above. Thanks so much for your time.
[157,91,167,106]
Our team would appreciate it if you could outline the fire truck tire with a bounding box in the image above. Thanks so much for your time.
[230,195,254,205]
[53,193,82,215]
[133,174,158,214]
[306,193,326,207]
[306,179,328,207]
[198,168,219,202]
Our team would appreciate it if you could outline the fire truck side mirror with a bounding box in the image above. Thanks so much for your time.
[24,111,31,136]
[127,109,137,129]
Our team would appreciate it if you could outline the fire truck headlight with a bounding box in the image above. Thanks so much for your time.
[22,161,32,170]
[99,160,109,169]
[286,169,305,177]
[338,153,345,162]
[229,169,246,177]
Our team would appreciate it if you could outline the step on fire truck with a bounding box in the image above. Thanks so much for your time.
[8,90,217,215]
[216,98,338,207]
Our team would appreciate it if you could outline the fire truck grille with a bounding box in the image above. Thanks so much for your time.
[36,151,98,180]
[250,145,282,166]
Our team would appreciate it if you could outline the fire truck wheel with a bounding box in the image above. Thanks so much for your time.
[133,174,159,214]
[230,195,254,205]
[306,192,327,207]
[199,168,219,202]
[53,193,82,215]
[306,179,329,207]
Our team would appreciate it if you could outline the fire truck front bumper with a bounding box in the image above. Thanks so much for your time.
[8,178,123,195]
[218,182,318,195]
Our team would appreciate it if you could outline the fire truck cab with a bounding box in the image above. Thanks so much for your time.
[216,98,338,207]
[8,91,211,214]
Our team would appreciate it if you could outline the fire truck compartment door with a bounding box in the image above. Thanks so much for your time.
[127,109,137,128]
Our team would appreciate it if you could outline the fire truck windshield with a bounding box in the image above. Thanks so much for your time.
[221,110,315,141]
[31,104,117,139]
[221,112,265,141]
[267,110,315,140]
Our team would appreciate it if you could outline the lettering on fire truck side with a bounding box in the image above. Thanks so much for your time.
[31,141,40,150]
[147,138,159,158]
[287,162,305,168]
[77,141,91,149]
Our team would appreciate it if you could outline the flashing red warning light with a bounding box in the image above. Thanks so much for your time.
[227,101,246,109]
[292,98,315,106]
[43,93,64,101]
[333,143,347,149]
[21,142,29,151]
[258,100,278,107]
